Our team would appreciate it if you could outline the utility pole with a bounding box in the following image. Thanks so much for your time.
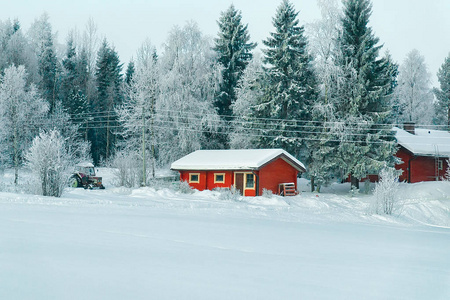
[150,93,156,179]
[142,105,146,186]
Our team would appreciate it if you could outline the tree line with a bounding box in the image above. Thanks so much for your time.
[1,0,450,192]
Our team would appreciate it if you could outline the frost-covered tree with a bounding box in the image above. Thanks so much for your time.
[307,0,342,95]
[79,18,100,139]
[258,0,318,158]
[336,0,396,188]
[372,167,400,215]
[109,150,141,188]
[305,0,343,190]
[25,129,74,197]
[434,54,450,127]
[395,49,434,125]
[28,13,59,113]
[0,65,49,184]
[0,19,38,81]
[230,53,265,149]
[117,40,159,185]
[44,101,92,163]
[214,4,256,118]
[158,22,221,165]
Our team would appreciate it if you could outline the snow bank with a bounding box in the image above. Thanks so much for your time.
[1,169,449,299]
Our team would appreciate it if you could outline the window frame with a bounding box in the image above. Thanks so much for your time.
[189,173,200,183]
[245,173,255,189]
[214,173,225,184]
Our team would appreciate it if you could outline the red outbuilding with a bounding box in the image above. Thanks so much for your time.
[171,149,306,196]
[394,125,450,183]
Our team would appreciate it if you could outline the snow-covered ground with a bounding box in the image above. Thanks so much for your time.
[0,169,449,299]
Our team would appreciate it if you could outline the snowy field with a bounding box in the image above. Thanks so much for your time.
[1,169,450,299]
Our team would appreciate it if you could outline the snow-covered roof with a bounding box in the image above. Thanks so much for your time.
[394,127,450,157]
[76,162,94,168]
[171,149,306,172]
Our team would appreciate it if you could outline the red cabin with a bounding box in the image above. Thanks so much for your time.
[171,149,306,196]
[394,126,450,183]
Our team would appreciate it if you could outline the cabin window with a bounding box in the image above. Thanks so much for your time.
[245,173,255,189]
[438,160,443,170]
[214,173,225,183]
[189,173,200,183]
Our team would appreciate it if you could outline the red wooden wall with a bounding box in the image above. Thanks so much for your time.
[205,171,233,190]
[395,147,449,183]
[258,158,298,195]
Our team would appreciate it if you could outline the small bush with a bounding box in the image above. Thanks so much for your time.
[178,180,194,194]
[371,167,400,215]
[25,130,73,197]
[109,150,141,188]
[216,186,241,201]
[262,188,274,198]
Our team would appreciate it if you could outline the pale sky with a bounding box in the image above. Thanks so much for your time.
[2,0,450,86]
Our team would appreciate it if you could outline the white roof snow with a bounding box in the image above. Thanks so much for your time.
[394,127,450,157]
[76,162,94,168]
[171,149,306,171]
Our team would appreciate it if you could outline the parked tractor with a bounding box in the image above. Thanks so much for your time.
[69,162,105,189]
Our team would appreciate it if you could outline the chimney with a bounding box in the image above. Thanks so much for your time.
[403,122,415,135]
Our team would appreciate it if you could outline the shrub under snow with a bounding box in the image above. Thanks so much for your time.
[109,150,142,188]
[25,130,73,197]
[371,167,400,215]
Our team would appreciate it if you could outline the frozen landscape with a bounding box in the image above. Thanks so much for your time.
[1,169,449,300]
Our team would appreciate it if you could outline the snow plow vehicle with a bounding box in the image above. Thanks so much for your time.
[69,162,105,189]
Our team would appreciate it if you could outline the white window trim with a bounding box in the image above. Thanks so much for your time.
[214,173,225,184]
[245,173,255,189]
[189,173,200,183]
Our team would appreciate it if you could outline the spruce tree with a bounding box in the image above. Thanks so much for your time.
[214,5,256,117]
[90,39,123,164]
[61,36,77,110]
[434,54,450,127]
[60,35,89,136]
[125,60,135,86]
[337,0,396,188]
[213,5,256,148]
[258,0,318,158]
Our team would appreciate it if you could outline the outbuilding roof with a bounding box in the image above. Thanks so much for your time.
[171,149,306,172]
[394,127,450,157]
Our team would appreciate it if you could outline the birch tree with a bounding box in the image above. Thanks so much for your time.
[28,13,59,113]
[230,54,265,149]
[0,65,48,184]
[117,40,159,185]
[395,49,434,125]
[305,0,343,190]
[158,22,221,165]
